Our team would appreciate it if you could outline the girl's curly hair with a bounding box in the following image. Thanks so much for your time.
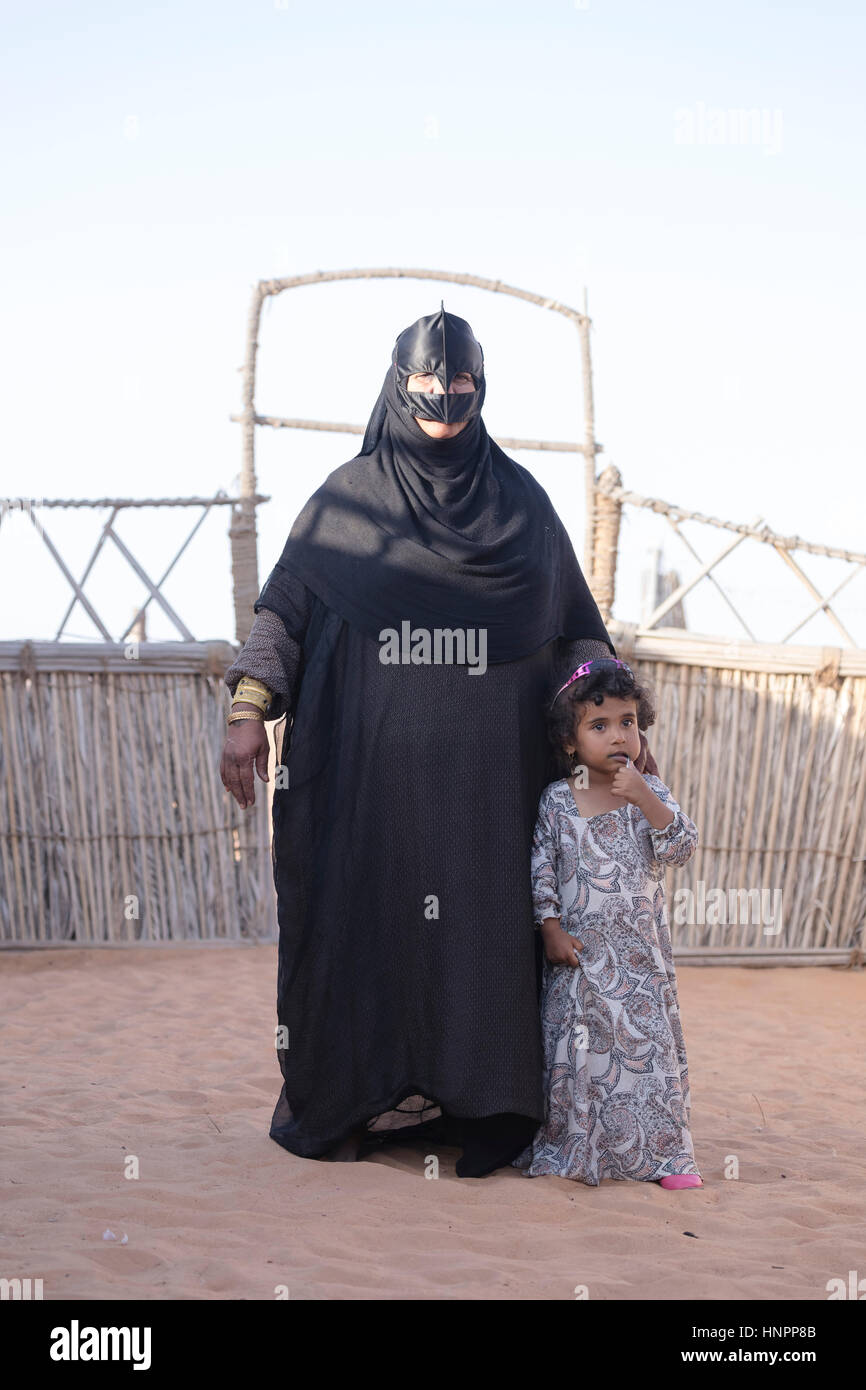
[547,662,657,777]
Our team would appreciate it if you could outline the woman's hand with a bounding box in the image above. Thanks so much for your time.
[633,730,659,777]
[541,919,582,967]
[220,717,270,809]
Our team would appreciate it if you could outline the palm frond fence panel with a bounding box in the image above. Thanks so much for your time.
[0,642,275,947]
[607,625,866,965]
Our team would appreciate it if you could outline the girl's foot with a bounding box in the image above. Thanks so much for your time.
[659,1173,703,1189]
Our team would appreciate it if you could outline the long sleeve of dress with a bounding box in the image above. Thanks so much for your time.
[223,575,312,723]
[640,775,699,868]
[530,787,562,927]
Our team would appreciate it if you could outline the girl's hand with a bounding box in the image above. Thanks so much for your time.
[610,758,650,807]
[611,760,675,830]
[542,924,583,967]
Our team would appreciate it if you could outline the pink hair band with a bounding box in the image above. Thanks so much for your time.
[552,656,634,704]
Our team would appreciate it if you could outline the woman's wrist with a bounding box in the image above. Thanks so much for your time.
[227,701,266,726]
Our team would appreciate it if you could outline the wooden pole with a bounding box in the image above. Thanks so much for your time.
[231,283,266,645]
[577,288,597,582]
[592,462,622,624]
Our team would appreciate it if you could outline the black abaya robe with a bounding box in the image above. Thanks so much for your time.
[257,563,614,1163]
[245,310,617,1171]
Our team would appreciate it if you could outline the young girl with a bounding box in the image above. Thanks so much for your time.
[512,656,703,1190]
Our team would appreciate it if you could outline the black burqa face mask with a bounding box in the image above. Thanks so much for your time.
[255,309,613,665]
[391,304,486,425]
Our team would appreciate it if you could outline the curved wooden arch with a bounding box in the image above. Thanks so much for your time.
[230,268,601,643]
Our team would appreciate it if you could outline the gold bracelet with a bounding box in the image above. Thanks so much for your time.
[235,676,273,700]
[233,685,270,708]
[234,686,270,707]
[227,709,265,725]
[233,693,269,713]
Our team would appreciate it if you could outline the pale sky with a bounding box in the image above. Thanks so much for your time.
[2,0,864,646]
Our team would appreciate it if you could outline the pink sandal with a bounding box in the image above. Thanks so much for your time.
[659,1173,703,1189]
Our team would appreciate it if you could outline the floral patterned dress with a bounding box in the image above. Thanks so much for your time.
[512,773,701,1185]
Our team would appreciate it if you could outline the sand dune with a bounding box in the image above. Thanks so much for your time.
[1,946,864,1300]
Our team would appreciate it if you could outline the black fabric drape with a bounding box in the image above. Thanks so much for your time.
[260,572,570,1159]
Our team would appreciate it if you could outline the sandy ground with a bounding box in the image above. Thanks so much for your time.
[1,946,864,1301]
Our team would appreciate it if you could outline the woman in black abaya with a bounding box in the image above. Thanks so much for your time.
[220,307,657,1177]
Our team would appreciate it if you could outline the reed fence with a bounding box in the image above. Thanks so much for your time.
[0,641,276,947]
[608,624,866,965]
[1,631,863,962]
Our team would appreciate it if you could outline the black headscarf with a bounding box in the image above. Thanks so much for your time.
[257,309,613,664]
